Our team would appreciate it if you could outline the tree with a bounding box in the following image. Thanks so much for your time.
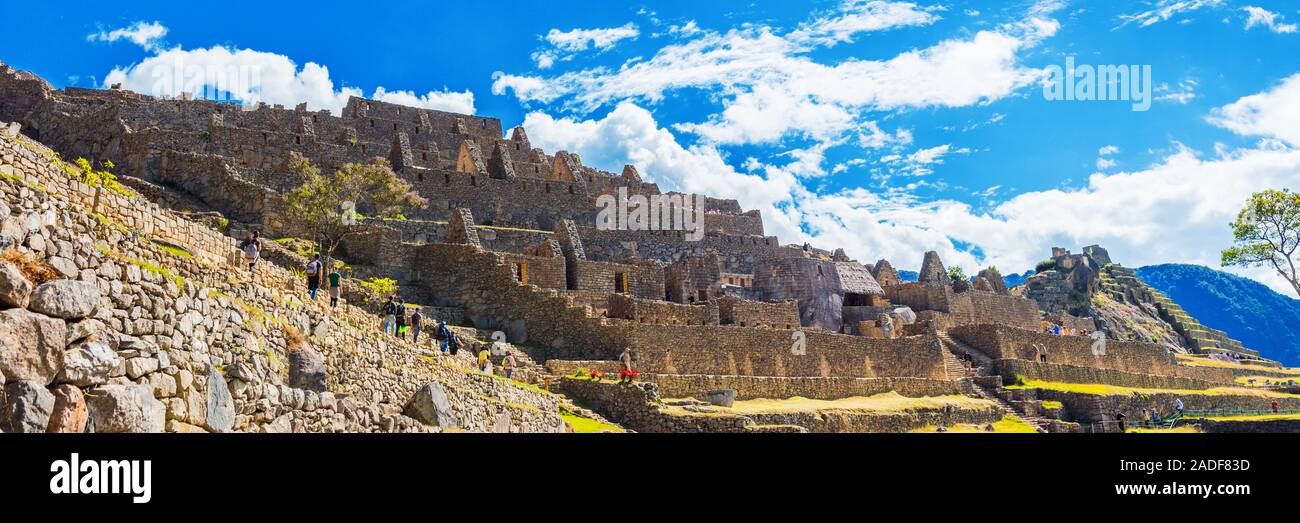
[1222,188,1300,297]
[947,265,968,284]
[282,153,427,265]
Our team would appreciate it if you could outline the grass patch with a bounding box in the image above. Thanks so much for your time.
[559,405,625,433]
[1007,379,1300,399]
[911,414,1039,433]
[1199,413,1300,422]
[151,240,193,259]
[1235,375,1299,386]
[721,392,998,415]
[1176,354,1300,375]
[1041,400,1064,410]
[1126,426,1203,433]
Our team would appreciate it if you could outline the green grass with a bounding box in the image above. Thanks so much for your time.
[1040,400,1064,410]
[559,408,625,433]
[1200,413,1300,422]
[1126,426,1203,433]
[1007,379,1300,399]
[911,415,1039,433]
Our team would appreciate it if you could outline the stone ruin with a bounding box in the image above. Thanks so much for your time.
[2,60,1294,433]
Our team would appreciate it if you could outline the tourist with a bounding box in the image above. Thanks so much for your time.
[1173,397,1184,416]
[619,347,639,383]
[436,321,458,355]
[1115,411,1127,432]
[240,231,262,272]
[1272,400,1280,414]
[394,298,407,339]
[381,296,398,336]
[478,346,491,374]
[305,254,323,300]
[328,265,342,308]
[410,308,423,343]
[503,351,517,380]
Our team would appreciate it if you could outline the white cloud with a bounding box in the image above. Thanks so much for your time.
[517,78,1300,295]
[1118,0,1224,28]
[1155,79,1198,104]
[547,23,640,52]
[87,21,169,52]
[102,45,475,115]
[370,86,475,114]
[497,3,1056,148]
[1243,6,1298,33]
[786,0,940,46]
[1208,72,1300,147]
[532,23,640,69]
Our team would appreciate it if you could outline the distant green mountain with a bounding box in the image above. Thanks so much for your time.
[1136,264,1300,367]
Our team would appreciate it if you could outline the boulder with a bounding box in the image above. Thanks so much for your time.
[85,384,165,433]
[48,384,87,433]
[0,260,32,308]
[204,365,234,433]
[57,340,120,386]
[403,381,458,429]
[29,280,101,319]
[705,389,736,407]
[0,308,67,384]
[288,347,327,392]
[0,380,55,432]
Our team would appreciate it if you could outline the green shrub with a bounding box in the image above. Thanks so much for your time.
[1035,259,1057,273]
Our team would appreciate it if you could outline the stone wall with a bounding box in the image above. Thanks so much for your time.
[0,129,562,433]
[607,293,719,326]
[555,378,752,433]
[949,324,1234,384]
[995,359,1220,390]
[646,374,971,400]
[887,283,1040,331]
[412,243,949,379]
[716,295,800,329]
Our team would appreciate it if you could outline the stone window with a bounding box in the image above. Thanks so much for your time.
[545,183,551,193]
[444,173,450,184]
[568,185,575,194]
[370,119,375,127]
[421,152,427,161]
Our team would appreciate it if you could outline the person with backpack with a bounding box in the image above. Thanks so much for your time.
[502,351,517,380]
[477,346,491,374]
[381,296,398,336]
[240,231,262,272]
[394,298,408,339]
[410,308,423,343]
[436,321,458,355]
[305,254,323,300]
[327,266,342,308]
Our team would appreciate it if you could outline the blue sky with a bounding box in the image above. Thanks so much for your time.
[4,0,1300,293]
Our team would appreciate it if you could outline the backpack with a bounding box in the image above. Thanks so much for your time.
[434,326,447,340]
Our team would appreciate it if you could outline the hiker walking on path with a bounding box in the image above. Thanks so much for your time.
[502,351,517,379]
[394,298,408,340]
[240,231,262,272]
[381,296,398,336]
[1173,397,1184,416]
[306,254,324,300]
[410,308,423,343]
[328,266,342,307]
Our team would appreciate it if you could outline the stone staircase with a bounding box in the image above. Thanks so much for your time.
[971,383,1052,433]
[937,331,993,378]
